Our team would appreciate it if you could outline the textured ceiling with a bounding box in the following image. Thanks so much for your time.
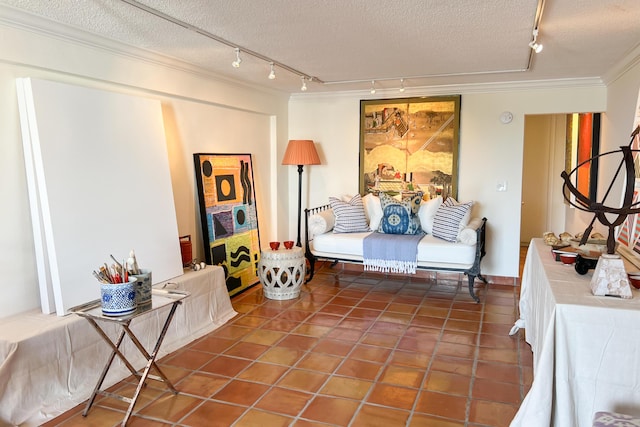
[2,0,640,93]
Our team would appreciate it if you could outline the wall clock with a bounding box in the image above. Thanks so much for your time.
[500,111,513,124]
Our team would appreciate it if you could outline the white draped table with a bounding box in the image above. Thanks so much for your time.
[511,238,640,427]
[0,266,236,426]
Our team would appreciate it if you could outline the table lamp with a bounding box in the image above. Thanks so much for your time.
[282,139,321,247]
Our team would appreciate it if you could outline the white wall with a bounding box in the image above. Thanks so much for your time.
[0,10,290,319]
[289,87,607,277]
[3,7,640,319]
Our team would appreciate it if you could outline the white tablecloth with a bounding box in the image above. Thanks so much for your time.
[0,266,236,427]
[511,239,640,426]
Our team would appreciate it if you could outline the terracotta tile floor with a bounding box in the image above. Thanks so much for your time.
[43,259,532,427]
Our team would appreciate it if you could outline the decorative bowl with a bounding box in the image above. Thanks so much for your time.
[284,240,294,249]
[628,273,640,289]
[559,253,578,265]
[269,241,280,250]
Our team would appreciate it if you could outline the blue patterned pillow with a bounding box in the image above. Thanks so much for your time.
[432,197,473,242]
[378,192,423,235]
[330,194,370,233]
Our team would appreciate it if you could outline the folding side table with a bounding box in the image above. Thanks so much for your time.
[69,289,189,426]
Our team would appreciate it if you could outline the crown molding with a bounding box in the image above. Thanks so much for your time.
[602,41,640,86]
[0,4,289,98]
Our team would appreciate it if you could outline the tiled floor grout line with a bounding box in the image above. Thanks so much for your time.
[159,294,289,426]
[295,273,402,426]
[248,278,363,426]
[291,271,438,426]
[404,275,461,426]
[231,293,321,426]
[346,274,429,426]
[220,272,386,426]
[466,279,488,427]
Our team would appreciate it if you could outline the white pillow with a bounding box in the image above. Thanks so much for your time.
[308,209,335,237]
[362,193,383,230]
[329,194,370,233]
[432,197,474,242]
[417,196,443,234]
[458,218,483,245]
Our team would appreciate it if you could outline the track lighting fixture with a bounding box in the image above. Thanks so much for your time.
[124,1,547,92]
[529,28,543,53]
[268,62,276,80]
[232,48,242,68]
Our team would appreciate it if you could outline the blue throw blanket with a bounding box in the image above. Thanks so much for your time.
[363,232,425,274]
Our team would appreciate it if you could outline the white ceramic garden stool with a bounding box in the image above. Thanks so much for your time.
[258,247,305,300]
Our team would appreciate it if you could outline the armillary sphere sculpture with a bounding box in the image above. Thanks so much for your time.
[561,126,640,255]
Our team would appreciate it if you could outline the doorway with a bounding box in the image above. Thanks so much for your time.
[520,114,567,245]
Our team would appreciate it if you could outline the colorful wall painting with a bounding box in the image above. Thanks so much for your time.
[194,153,261,295]
[564,113,601,208]
[359,96,461,200]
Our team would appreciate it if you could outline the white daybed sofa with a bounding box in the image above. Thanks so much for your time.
[304,194,487,302]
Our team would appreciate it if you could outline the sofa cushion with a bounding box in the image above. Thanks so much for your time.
[458,218,483,245]
[311,230,476,267]
[432,197,473,242]
[378,192,423,235]
[308,209,335,237]
[417,196,443,234]
[362,193,383,230]
[329,194,370,233]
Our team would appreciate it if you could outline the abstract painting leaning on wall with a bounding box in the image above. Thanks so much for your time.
[194,153,261,295]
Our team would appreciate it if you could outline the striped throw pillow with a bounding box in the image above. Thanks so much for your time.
[329,194,370,233]
[432,197,473,242]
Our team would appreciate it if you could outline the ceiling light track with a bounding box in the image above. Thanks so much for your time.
[526,0,546,69]
[120,0,545,92]
[120,0,322,84]
[322,67,530,86]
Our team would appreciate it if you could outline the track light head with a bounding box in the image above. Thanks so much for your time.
[232,48,242,68]
[529,29,543,53]
[370,80,376,95]
[268,62,276,80]
[529,41,543,53]
[300,76,307,91]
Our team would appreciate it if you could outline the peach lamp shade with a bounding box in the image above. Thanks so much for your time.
[282,139,320,166]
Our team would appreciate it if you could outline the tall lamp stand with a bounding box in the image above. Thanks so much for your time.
[294,165,304,247]
[282,139,321,248]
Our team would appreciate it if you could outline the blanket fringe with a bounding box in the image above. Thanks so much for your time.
[363,258,418,274]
